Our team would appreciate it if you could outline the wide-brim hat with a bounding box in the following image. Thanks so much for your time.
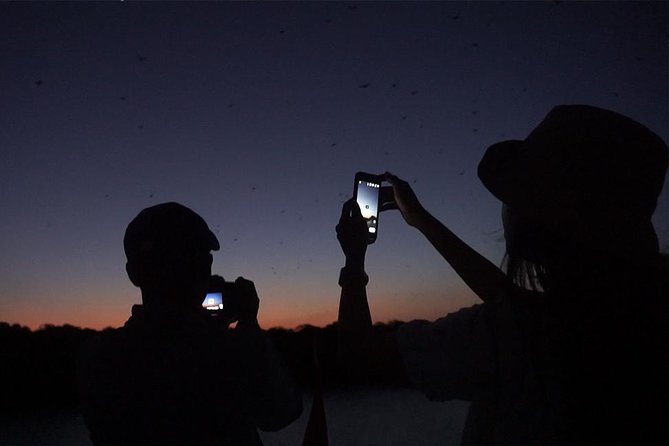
[478,104,668,256]
[124,202,220,262]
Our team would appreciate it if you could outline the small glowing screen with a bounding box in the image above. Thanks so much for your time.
[202,292,223,310]
[356,180,380,234]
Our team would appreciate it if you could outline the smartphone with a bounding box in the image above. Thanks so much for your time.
[202,292,224,311]
[353,172,381,243]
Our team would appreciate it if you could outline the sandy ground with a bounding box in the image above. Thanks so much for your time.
[0,387,469,445]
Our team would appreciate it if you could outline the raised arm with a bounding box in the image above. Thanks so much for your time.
[335,199,404,380]
[335,199,373,364]
[384,173,509,303]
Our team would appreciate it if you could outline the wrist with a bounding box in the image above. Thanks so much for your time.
[345,258,365,271]
[345,251,366,269]
[338,265,369,287]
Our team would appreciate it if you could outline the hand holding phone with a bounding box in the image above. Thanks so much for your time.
[336,198,369,261]
[202,275,240,321]
[383,172,427,228]
[202,275,259,326]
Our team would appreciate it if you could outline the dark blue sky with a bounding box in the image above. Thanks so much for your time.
[1,1,667,329]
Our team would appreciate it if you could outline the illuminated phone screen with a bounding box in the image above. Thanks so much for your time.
[202,292,223,310]
[356,180,380,236]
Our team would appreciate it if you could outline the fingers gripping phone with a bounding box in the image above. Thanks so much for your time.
[354,172,382,243]
[202,277,240,321]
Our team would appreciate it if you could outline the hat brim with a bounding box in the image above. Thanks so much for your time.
[208,230,220,251]
[477,139,528,207]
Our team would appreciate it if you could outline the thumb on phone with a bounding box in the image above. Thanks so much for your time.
[379,186,398,212]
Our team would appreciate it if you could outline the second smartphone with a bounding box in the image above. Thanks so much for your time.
[353,172,382,243]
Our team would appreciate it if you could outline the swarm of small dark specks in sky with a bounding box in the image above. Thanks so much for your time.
[2,0,665,336]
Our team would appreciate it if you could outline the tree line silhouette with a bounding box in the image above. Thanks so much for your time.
[0,320,409,415]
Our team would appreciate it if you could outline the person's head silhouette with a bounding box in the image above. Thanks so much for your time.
[123,202,220,308]
[478,105,668,289]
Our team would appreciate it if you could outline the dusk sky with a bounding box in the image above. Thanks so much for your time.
[1,1,667,331]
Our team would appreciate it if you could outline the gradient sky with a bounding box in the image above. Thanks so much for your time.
[1,1,667,330]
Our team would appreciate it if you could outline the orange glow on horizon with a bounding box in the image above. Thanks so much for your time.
[4,288,479,332]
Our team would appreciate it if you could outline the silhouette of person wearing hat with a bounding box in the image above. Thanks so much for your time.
[77,202,302,445]
[337,105,668,445]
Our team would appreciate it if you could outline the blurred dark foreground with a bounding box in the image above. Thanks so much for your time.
[1,322,470,445]
[0,321,408,413]
[0,388,469,445]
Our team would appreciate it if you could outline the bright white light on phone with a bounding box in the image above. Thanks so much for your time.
[369,227,376,233]
[202,292,223,310]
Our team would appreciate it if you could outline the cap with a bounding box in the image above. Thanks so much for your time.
[123,202,220,262]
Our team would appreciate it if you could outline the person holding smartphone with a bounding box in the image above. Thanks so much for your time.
[77,202,302,445]
[336,105,668,445]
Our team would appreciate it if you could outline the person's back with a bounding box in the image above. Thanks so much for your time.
[458,254,669,445]
[79,305,278,445]
[561,255,669,445]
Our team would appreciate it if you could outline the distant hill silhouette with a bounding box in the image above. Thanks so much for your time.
[0,320,409,414]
